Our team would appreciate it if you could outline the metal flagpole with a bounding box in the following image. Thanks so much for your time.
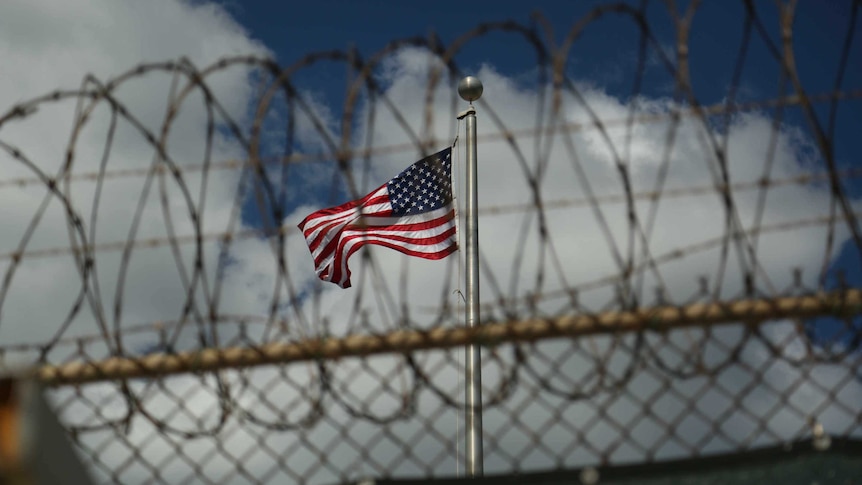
[457,75,484,477]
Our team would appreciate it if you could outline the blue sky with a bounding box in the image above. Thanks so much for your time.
[220,0,862,347]
[225,1,860,105]
[223,0,860,191]
[223,2,861,228]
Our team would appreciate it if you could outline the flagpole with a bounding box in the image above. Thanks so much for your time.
[458,75,484,477]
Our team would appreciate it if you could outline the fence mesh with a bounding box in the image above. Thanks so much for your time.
[1,0,861,483]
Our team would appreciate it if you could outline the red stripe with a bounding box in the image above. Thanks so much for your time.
[298,185,387,232]
[338,225,456,250]
[328,220,456,285]
[302,190,393,253]
[306,218,344,253]
[347,238,458,261]
[306,204,396,253]
[332,235,458,288]
[343,209,456,232]
[300,195,391,239]
[314,209,454,267]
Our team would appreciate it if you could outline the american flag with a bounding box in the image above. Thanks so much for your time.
[298,148,457,288]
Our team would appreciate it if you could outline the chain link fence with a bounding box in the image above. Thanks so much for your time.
[1,0,861,483]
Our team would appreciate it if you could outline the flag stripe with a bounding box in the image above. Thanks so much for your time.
[299,188,390,235]
[317,212,455,270]
[298,188,388,231]
[303,201,394,255]
[313,206,454,270]
[332,231,457,287]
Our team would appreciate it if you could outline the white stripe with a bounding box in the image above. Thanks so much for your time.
[300,186,389,230]
[352,205,453,227]
[334,232,456,287]
[313,209,454,277]
[302,199,390,237]
[300,190,392,242]
[309,218,352,262]
[339,217,455,240]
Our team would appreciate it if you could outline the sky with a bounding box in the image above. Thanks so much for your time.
[226,0,861,134]
[0,0,860,483]
[225,0,862,344]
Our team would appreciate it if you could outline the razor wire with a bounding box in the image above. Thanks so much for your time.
[1,0,861,483]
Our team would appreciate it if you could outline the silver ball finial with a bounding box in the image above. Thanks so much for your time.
[458,76,483,103]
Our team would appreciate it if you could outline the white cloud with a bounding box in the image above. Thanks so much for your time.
[0,0,270,348]
[296,53,852,328]
[263,46,861,476]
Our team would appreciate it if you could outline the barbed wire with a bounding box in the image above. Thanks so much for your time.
[2,167,860,265]
[1,87,859,192]
[1,0,861,483]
